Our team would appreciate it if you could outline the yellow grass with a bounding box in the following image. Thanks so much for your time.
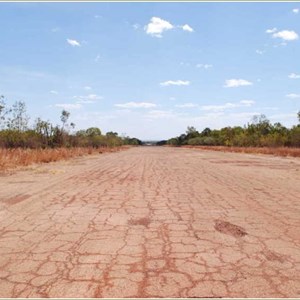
[182,145,300,157]
[0,147,126,171]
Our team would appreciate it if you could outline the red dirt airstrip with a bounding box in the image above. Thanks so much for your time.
[0,147,299,297]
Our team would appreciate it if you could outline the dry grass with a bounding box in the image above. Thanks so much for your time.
[0,146,127,171]
[182,145,300,158]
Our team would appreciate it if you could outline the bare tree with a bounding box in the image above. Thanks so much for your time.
[7,101,29,131]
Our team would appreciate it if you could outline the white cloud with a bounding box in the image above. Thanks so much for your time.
[51,27,60,33]
[228,112,261,119]
[292,8,299,14]
[255,50,264,55]
[144,17,194,37]
[67,39,81,47]
[224,79,253,88]
[146,110,178,119]
[200,100,255,112]
[240,100,255,106]
[84,86,92,90]
[196,64,213,69]
[201,103,236,112]
[50,90,58,94]
[95,54,101,63]
[55,103,82,110]
[133,24,140,30]
[175,103,198,108]
[266,27,277,34]
[180,62,190,67]
[114,102,157,109]
[74,94,103,103]
[181,24,194,32]
[169,97,176,101]
[286,93,300,99]
[144,17,174,38]
[272,30,298,41]
[160,80,190,86]
[288,73,300,79]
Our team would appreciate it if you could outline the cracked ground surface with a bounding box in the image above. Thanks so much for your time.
[0,147,299,298]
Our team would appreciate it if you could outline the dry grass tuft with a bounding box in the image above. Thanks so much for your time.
[0,146,127,171]
[182,145,300,158]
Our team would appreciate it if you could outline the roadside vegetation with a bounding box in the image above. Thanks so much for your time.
[0,96,141,170]
[160,112,300,157]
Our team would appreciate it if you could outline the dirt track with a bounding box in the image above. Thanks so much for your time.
[0,147,299,298]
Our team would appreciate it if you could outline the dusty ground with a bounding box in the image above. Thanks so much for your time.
[0,147,299,298]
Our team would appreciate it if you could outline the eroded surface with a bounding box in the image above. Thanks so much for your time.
[0,147,299,297]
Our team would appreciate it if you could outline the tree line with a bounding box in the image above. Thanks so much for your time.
[0,96,142,148]
[160,112,300,147]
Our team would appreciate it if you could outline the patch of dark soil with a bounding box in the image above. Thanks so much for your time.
[263,250,285,263]
[2,194,31,205]
[128,217,151,227]
[214,220,247,238]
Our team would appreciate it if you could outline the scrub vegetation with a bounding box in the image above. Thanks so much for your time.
[0,96,141,170]
[160,112,300,157]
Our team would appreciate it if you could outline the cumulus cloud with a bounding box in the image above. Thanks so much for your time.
[224,79,253,88]
[175,103,198,108]
[196,64,213,69]
[144,17,174,38]
[288,73,300,79]
[286,93,300,99]
[266,27,277,34]
[55,103,82,110]
[144,17,194,37]
[292,8,299,14]
[67,39,81,47]
[160,80,190,86]
[272,30,298,41]
[114,102,157,108]
[181,24,194,32]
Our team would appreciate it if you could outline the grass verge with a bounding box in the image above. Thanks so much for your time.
[181,145,300,158]
[0,146,127,171]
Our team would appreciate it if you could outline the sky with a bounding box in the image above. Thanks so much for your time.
[0,2,299,140]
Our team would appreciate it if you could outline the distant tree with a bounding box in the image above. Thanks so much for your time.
[6,101,29,131]
[60,110,70,131]
[201,127,212,137]
[156,140,167,146]
[86,127,101,137]
[106,131,118,137]
[0,96,5,122]
[185,126,199,141]
[34,118,55,147]
[0,95,10,127]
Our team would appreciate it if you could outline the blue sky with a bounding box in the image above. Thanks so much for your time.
[0,2,299,140]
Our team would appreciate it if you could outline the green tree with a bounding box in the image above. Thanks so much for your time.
[86,127,101,137]
[60,110,70,131]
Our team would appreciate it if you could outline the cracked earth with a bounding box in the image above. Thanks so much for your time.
[0,147,300,298]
